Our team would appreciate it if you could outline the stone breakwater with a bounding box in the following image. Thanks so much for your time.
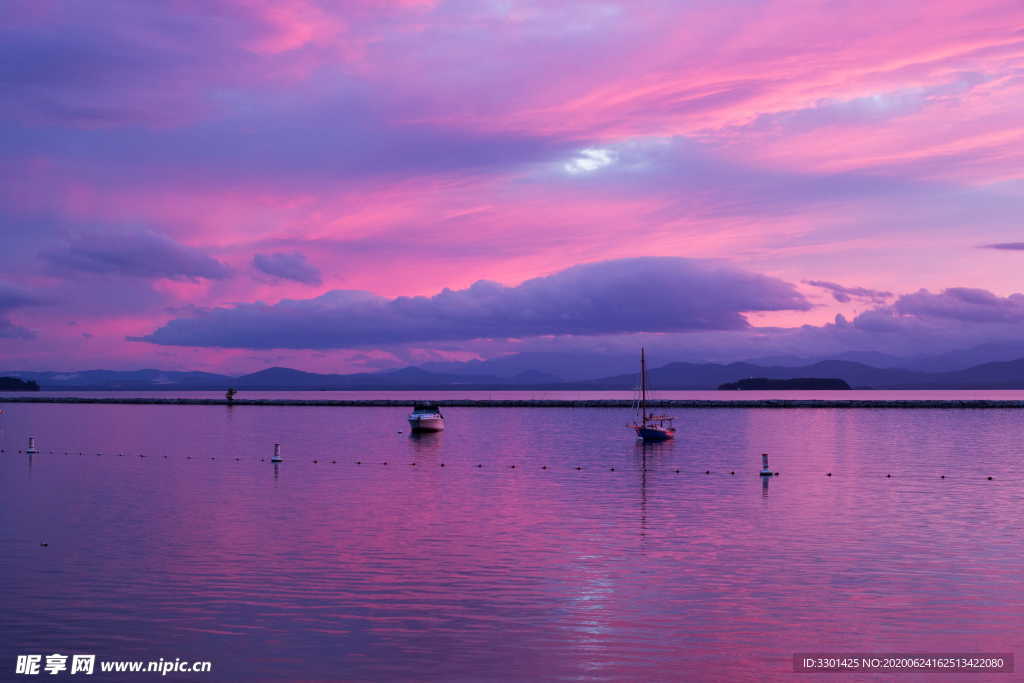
[2,397,1024,408]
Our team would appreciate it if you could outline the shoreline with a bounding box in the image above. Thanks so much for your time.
[3,396,1024,408]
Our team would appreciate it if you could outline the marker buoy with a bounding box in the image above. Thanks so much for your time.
[26,437,39,455]
[271,443,283,463]
[759,453,773,477]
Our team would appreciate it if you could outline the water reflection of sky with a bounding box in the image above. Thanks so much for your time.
[2,404,1022,680]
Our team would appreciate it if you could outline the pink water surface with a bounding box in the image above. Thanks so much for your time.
[2,403,1022,681]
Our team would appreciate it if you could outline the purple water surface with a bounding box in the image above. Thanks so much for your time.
[2,403,1022,681]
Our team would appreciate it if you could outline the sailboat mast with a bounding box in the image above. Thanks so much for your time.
[640,347,648,424]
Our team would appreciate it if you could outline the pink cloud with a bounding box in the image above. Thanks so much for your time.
[2,0,1023,371]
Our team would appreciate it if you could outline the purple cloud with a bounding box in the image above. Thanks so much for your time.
[0,281,43,339]
[804,280,893,304]
[892,287,1024,323]
[41,231,231,282]
[253,252,323,286]
[0,281,42,311]
[133,258,810,349]
[980,242,1024,250]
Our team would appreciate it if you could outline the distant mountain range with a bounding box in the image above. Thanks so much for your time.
[12,352,1024,390]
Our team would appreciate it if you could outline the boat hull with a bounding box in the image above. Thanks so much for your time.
[408,416,445,432]
[634,426,675,441]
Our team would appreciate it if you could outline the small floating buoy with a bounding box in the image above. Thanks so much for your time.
[26,437,38,455]
[826,472,832,477]
[610,467,615,471]
[940,475,944,479]
[271,443,283,463]
[410,462,416,466]
[705,470,710,474]
[40,542,47,547]
[541,465,547,470]
[987,476,993,480]
[575,466,582,470]
[510,464,516,469]
[730,471,735,475]
[383,461,388,465]
[674,469,680,473]
[759,453,773,477]
[886,474,891,478]
[313,460,318,463]
[356,460,362,464]
[477,464,482,468]
[440,463,445,467]
[331,460,336,464]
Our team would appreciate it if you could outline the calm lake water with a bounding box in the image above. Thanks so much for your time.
[2,403,1022,681]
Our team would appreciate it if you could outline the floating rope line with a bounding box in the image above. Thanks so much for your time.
[1,439,1003,482]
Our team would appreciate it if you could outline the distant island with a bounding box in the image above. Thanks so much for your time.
[718,377,851,390]
[0,376,40,391]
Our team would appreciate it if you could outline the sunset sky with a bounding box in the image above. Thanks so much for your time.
[3,0,1024,372]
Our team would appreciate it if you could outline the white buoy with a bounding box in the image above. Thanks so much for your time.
[26,436,39,455]
[271,443,283,462]
[759,452,773,476]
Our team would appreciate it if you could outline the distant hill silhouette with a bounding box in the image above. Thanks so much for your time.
[12,355,1024,390]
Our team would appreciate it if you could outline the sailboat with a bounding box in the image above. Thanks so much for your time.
[629,347,676,441]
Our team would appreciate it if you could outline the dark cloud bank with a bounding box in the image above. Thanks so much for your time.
[135,258,810,349]
[41,231,230,281]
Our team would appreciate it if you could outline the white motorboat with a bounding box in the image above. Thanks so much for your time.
[408,403,445,432]
[629,347,676,441]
